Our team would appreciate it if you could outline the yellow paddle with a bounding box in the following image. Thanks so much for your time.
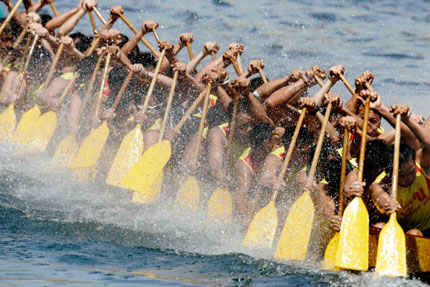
[274,101,332,261]
[322,128,348,270]
[9,35,42,147]
[206,83,243,222]
[0,0,24,36]
[243,106,307,249]
[118,49,167,191]
[129,69,178,203]
[335,94,370,271]
[176,82,212,211]
[375,113,407,277]
[71,52,112,181]
[51,53,104,167]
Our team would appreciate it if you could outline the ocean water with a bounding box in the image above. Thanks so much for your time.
[1,0,430,286]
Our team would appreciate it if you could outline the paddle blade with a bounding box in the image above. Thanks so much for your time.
[206,187,233,223]
[51,133,79,168]
[10,105,41,146]
[120,140,171,192]
[176,176,200,211]
[106,124,144,187]
[242,200,277,249]
[335,197,369,271]
[375,213,407,277]
[322,233,340,270]
[0,104,16,144]
[274,190,314,261]
[131,171,163,204]
[71,121,109,169]
[29,111,57,152]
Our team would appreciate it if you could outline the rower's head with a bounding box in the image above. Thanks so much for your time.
[357,103,381,137]
[249,123,275,154]
[130,51,157,70]
[249,76,267,92]
[70,32,93,53]
[0,18,20,55]
[74,56,102,91]
[227,98,253,145]
[363,140,393,181]
[398,144,416,187]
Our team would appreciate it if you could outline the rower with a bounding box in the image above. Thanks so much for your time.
[370,104,430,237]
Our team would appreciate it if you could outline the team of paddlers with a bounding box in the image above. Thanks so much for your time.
[0,0,429,275]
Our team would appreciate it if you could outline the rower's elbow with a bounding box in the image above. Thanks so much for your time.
[263,98,275,110]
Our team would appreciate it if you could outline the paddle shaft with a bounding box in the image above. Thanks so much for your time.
[85,37,100,57]
[50,3,59,16]
[159,70,178,142]
[116,13,159,57]
[93,53,111,124]
[17,35,38,89]
[231,57,242,76]
[88,11,97,33]
[92,7,107,25]
[186,42,194,60]
[0,0,23,36]
[226,89,239,159]
[43,42,65,88]
[57,73,77,106]
[339,74,355,95]
[152,29,161,45]
[339,128,350,215]
[357,98,370,182]
[392,114,401,199]
[236,54,243,75]
[111,70,134,112]
[168,85,208,139]
[270,107,307,202]
[211,51,216,61]
[309,102,333,179]
[192,82,212,164]
[2,27,27,65]
[140,48,166,115]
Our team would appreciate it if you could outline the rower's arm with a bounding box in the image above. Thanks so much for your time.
[259,153,282,189]
[45,6,80,32]
[254,75,290,99]
[403,115,430,170]
[215,86,232,109]
[185,50,205,74]
[370,182,400,214]
[121,30,144,55]
[234,159,253,222]
[208,127,229,185]
[58,6,86,37]
[263,79,307,110]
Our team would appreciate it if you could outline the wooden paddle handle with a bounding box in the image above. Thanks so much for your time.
[231,57,242,76]
[85,37,100,57]
[392,114,401,200]
[117,13,159,57]
[168,86,208,139]
[309,102,332,180]
[258,68,268,84]
[364,82,373,92]
[111,70,133,112]
[357,97,370,182]
[339,128,349,216]
[57,73,77,106]
[93,7,107,25]
[43,42,65,88]
[2,28,27,65]
[338,74,355,95]
[226,90,239,160]
[152,29,161,45]
[88,11,97,33]
[50,3,59,17]
[315,75,324,87]
[186,42,194,60]
[211,51,216,61]
[159,70,178,142]
[93,53,112,124]
[78,52,104,119]
[19,34,38,76]
[193,82,212,165]
[140,48,166,115]
[270,108,307,202]
[236,54,243,75]
[0,0,23,36]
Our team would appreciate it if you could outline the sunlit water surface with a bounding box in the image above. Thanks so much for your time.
[1,0,430,286]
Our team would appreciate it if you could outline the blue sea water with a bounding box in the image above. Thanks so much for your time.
[1,0,430,286]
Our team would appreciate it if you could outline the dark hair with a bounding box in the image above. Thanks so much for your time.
[74,56,100,88]
[39,13,52,26]
[363,140,393,179]
[227,98,250,122]
[250,76,267,92]
[29,46,51,69]
[70,33,93,53]
[131,51,157,68]
[399,143,415,169]
[307,141,341,181]
[207,102,229,128]
[0,17,21,38]
[282,126,315,148]
[249,122,274,149]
